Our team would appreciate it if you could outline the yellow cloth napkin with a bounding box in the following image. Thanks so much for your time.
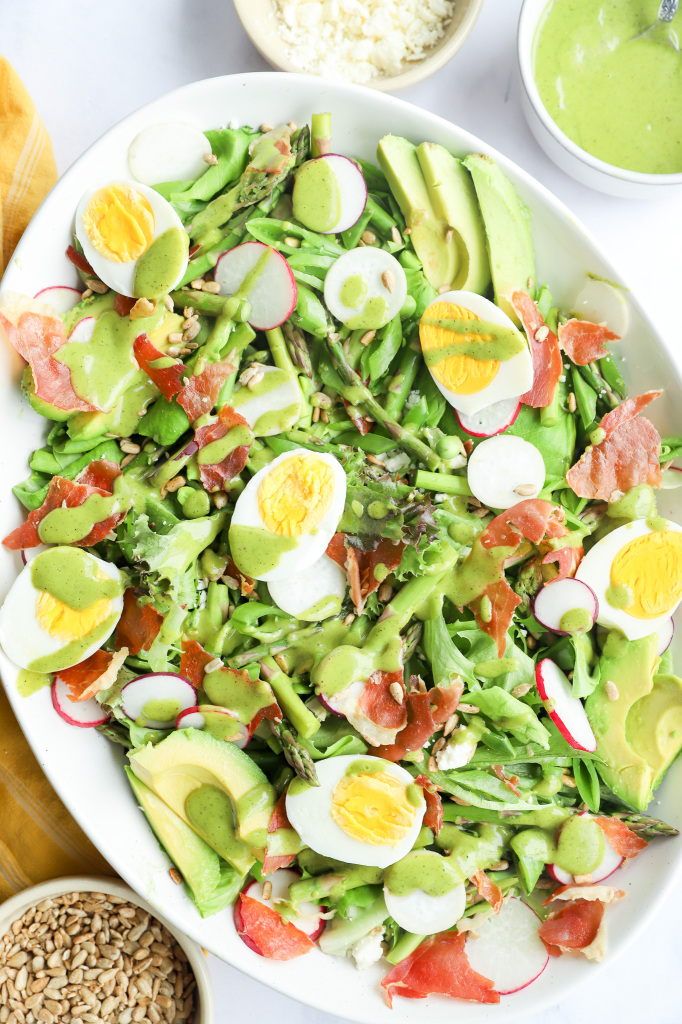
[0,57,115,902]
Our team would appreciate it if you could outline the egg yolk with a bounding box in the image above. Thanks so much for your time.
[420,301,499,395]
[258,455,334,537]
[610,530,682,619]
[330,771,416,846]
[82,185,155,263]
[36,591,113,642]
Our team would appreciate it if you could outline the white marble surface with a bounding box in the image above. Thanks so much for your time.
[4,0,681,1020]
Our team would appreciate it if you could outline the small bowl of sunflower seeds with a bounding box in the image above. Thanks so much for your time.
[0,876,213,1024]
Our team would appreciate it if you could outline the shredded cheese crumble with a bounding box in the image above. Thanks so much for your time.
[273,0,457,83]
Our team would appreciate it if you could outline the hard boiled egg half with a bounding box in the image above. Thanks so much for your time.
[577,519,682,641]
[285,754,425,868]
[75,180,189,299]
[228,449,346,582]
[419,290,533,415]
[0,547,123,672]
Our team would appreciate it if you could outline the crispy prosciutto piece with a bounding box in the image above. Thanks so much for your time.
[262,793,300,875]
[234,892,313,960]
[481,499,567,550]
[342,398,373,435]
[133,332,235,424]
[326,533,405,613]
[471,869,504,914]
[381,931,499,1006]
[77,459,122,491]
[357,669,407,731]
[194,406,252,492]
[114,293,136,317]
[3,460,124,550]
[371,689,434,762]
[179,638,214,690]
[414,774,443,834]
[512,291,563,409]
[473,579,522,658]
[538,899,605,958]
[58,648,128,703]
[558,319,619,366]
[542,545,583,582]
[116,589,164,657]
[223,555,256,596]
[0,310,97,412]
[595,816,647,858]
[430,680,463,723]
[66,244,94,276]
[567,391,663,500]
[491,764,522,797]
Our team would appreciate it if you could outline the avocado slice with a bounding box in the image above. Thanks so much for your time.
[627,673,682,792]
[377,135,459,290]
[125,767,243,917]
[128,729,275,875]
[463,153,536,323]
[585,633,658,810]
[22,367,71,422]
[416,143,491,295]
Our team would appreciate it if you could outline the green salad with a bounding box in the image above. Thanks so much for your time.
[1,110,681,1005]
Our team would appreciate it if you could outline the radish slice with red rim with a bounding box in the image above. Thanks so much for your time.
[465,897,549,995]
[175,704,249,748]
[466,435,545,509]
[456,397,521,438]
[34,286,82,315]
[214,241,297,331]
[533,578,599,635]
[242,870,325,940]
[324,247,407,331]
[293,154,367,235]
[121,673,196,729]
[68,316,96,343]
[52,676,110,728]
[128,122,210,186]
[549,812,624,884]
[658,618,674,655]
[535,658,597,752]
[384,879,466,936]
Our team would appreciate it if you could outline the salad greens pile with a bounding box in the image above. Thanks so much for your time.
[2,108,681,1002]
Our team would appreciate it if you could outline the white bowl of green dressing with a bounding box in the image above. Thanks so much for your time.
[517,0,682,198]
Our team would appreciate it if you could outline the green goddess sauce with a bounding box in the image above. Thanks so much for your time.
[16,670,52,697]
[384,850,461,897]
[534,0,682,174]
[420,317,525,362]
[292,159,341,233]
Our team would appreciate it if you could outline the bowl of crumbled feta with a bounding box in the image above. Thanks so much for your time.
[232,0,485,90]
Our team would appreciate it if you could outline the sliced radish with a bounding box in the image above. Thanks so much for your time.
[68,316,96,343]
[52,676,110,728]
[467,435,545,510]
[128,122,210,186]
[323,247,407,331]
[34,285,82,315]
[320,680,402,747]
[214,241,297,331]
[317,692,346,718]
[465,897,549,995]
[384,880,466,936]
[571,278,630,339]
[657,618,675,655]
[242,870,325,940]
[535,658,597,752]
[549,811,624,885]
[175,704,249,748]
[268,553,346,621]
[456,397,521,438]
[121,673,196,729]
[21,544,49,566]
[292,154,367,235]
[533,578,599,635]
[660,466,682,489]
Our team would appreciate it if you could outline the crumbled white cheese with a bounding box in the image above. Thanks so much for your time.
[382,449,411,474]
[273,0,456,83]
[350,926,385,969]
[404,389,421,411]
[436,728,477,770]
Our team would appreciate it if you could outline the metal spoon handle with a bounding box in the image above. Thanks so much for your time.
[658,0,679,23]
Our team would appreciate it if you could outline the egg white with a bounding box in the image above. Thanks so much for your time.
[421,290,533,415]
[0,552,123,671]
[285,754,425,868]
[576,519,682,641]
[230,366,305,437]
[229,449,347,582]
[267,552,346,621]
[75,180,187,297]
[128,122,210,186]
